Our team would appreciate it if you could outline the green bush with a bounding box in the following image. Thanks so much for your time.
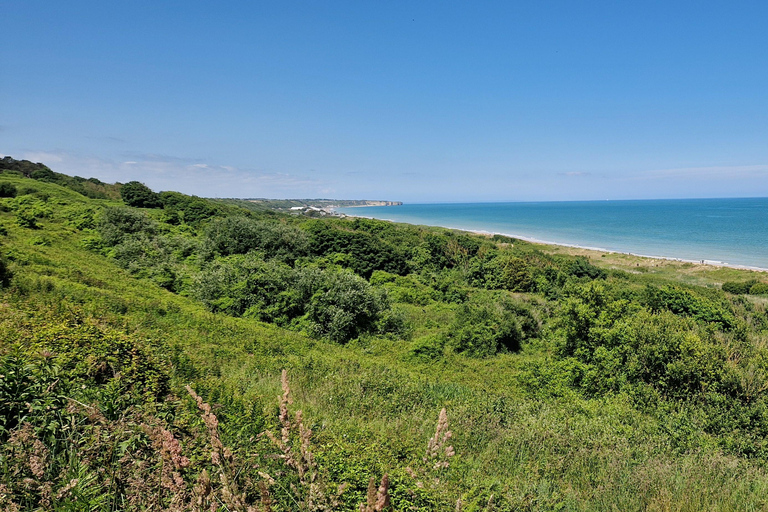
[749,282,768,295]
[307,221,408,277]
[193,256,389,342]
[97,206,157,246]
[29,167,56,182]
[159,191,218,223]
[203,216,309,262]
[120,181,162,208]
[304,269,389,342]
[446,293,530,357]
[16,210,38,229]
[0,182,17,198]
[723,280,758,295]
[644,285,735,330]
[568,257,607,280]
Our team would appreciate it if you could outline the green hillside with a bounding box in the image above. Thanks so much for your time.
[2,163,768,511]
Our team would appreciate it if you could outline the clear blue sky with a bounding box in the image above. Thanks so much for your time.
[2,1,767,202]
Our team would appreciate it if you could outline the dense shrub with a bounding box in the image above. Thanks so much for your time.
[308,221,408,277]
[110,235,188,291]
[0,255,11,287]
[193,255,389,342]
[29,167,56,182]
[193,255,296,318]
[481,254,537,291]
[372,271,439,306]
[418,231,483,270]
[0,156,51,177]
[750,282,768,295]
[446,293,534,357]
[0,182,17,197]
[723,280,758,295]
[97,206,157,246]
[303,269,389,342]
[203,216,310,262]
[558,283,728,398]
[159,191,218,223]
[120,181,162,208]
[644,285,735,330]
[568,257,607,280]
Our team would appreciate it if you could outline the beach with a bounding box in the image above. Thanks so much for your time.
[336,198,768,274]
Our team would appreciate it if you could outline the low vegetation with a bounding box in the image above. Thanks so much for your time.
[2,157,768,510]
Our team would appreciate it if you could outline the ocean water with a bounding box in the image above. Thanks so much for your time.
[337,198,768,270]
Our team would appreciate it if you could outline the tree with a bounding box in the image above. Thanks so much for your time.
[120,181,161,208]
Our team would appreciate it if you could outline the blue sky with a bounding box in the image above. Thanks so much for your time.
[2,1,767,202]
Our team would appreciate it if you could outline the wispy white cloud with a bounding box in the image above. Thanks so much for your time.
[22,151,65,164]
[559,171,591,177]
[638,164,768,180]
[17,149,329,198]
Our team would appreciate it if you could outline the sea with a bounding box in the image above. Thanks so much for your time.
[336,197,768,271]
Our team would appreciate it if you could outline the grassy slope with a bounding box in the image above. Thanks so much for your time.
[2,173,768,510]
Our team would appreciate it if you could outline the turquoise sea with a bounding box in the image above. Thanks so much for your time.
[337,198,768,270]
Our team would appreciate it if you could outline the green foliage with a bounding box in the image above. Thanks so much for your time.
[159,191,218,223]
[120,180,162,208]
[30,167,57,182]
[372,271,439,306]
[0,182,17,198]
[202,216,309,262]
[750,282,768,295]
[304,269,389,342]
[97,206,157,246]
[194,255,389,342]
[307,221,409,278]
[7,164,768,509]
[723,280,758,295]
[1,156,51,177]
[446,292,536,357]
[0,255,11,287]
[0,155,120,199]
[476,253,538,291]
[0,352,62,438]
[568,256,607,279]
[644,285,735,329]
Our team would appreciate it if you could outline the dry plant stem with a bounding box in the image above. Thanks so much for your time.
[144,423,191,503]
[359,475,391,512]
[186,384,265,512]
[264,369,348,511]
[424,408,455,473]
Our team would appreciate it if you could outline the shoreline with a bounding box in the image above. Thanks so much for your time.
[335,210,768,274]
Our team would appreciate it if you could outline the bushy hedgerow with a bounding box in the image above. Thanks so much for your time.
[568,257,607,280]
[418,231,483,270]
[473,253,538,292]
[370,271,440,306]
[557,282,752,399]
[110,235,193,291]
